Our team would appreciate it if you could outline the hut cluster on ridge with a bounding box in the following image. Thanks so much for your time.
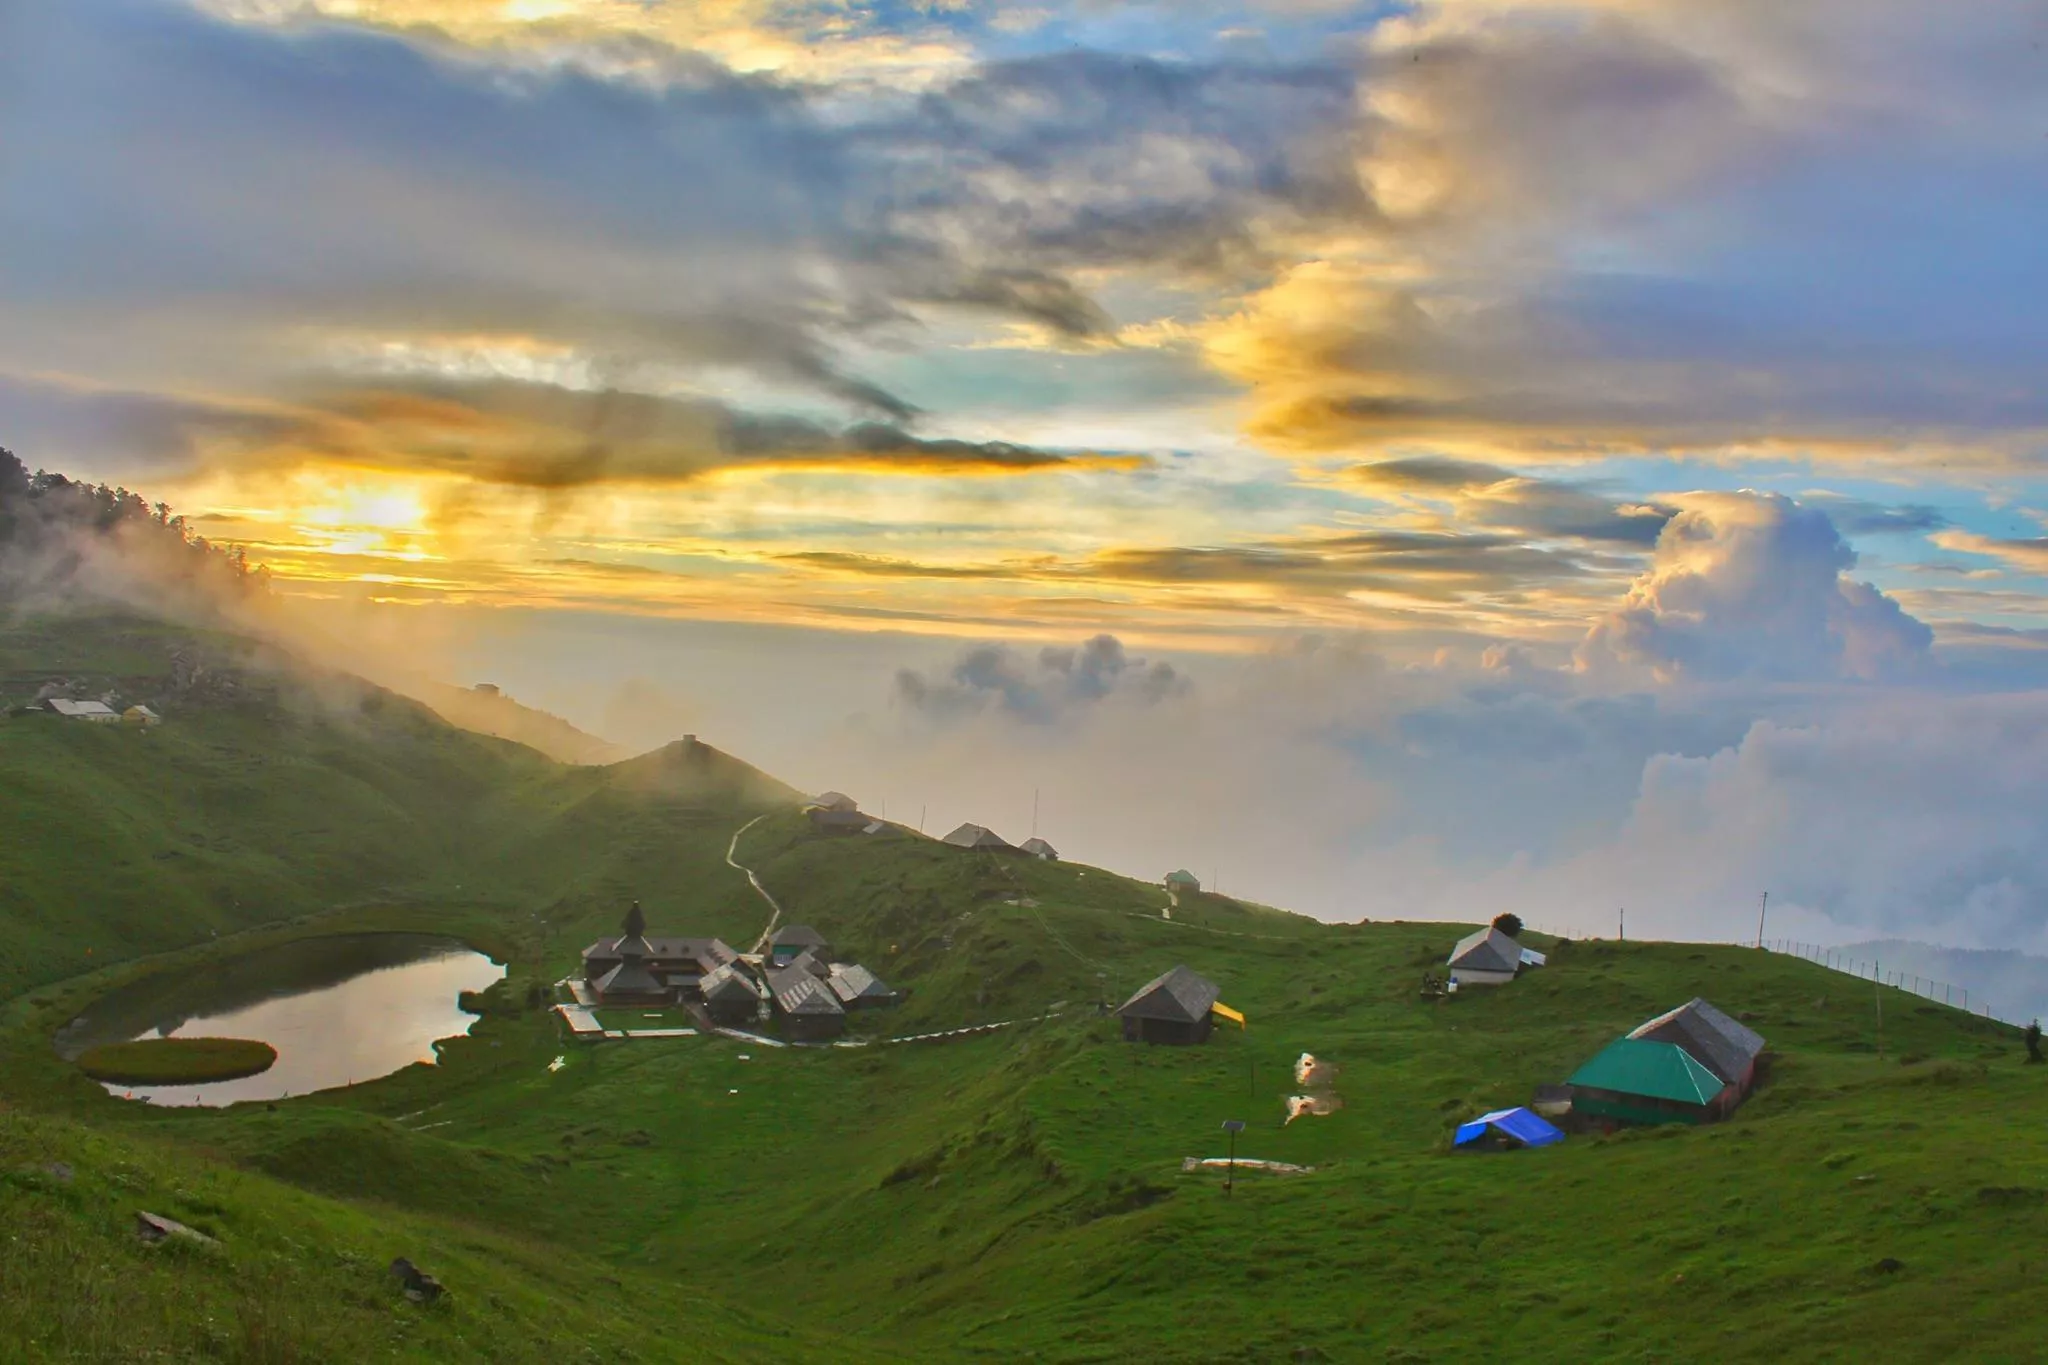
[579,903,897,1042]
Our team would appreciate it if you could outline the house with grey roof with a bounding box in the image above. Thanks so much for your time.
[1446,927,1524,986]
[768,964,847,1040]
[1116,965,1222,1045]
[1628,997,1766,1097]
[768,925,829,967]
[827,963,899,1008]
[699,963,764,1025]
[1020,837,1059,861]
[808,806,871,835]
[1164,869,1201,894]
[943,823,1014,851]
[45,698,119,722]
[807,791,858,813]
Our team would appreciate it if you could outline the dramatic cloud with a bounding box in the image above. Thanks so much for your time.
[1570,693,2048,951]
[1580,493,1934,682]
[1345,457,1673,544]
[893,633,1187,724]
[1207,0,2048,465]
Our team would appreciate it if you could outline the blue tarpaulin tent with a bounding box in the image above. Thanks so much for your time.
[1453,1107,1565,1150]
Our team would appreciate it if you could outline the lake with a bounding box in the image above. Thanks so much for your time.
[54,932,506,1107]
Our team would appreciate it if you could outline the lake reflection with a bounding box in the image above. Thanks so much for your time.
[56,933,505,1107]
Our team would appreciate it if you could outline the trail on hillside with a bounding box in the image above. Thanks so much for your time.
[725,814,782,953]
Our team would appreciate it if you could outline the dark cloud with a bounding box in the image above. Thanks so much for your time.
[0,372,1140,486]
[1088,532,1606,601]
[894,632,1187,724]
[1800,494,1948,537]
[1345,457,1674,545]
[1,0,1368,468]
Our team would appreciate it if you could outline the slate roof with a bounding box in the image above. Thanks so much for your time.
[594,958,666,997]
[1447,927,1522,974]
[787,948,833,979]
[1117,965,1221,1023]
[809,791,858,811]
[1164,869,1201,888]
[943,823,1013,850]
[827,963,897,1004]
[1568,1038,1726,1106]
[1020,838,1059,859]
[1628,998,1765,1085]
[46,699,117,718]
[699,963,761,1003]
[771,925,828,950]
[769,967,846,1016]
[583,936,734,969]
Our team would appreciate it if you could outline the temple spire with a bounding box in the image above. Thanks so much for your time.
[623,900,646,938]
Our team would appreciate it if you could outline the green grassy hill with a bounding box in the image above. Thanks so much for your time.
[4,611,2046,1363]
[0,611,790,998]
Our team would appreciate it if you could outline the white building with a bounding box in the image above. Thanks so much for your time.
[1445,926,1524,987]
[45,699,119,723]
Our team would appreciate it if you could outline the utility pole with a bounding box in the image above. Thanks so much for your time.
[1031,788,1039,840]
[918,804,926,834]
[1221,1120,1245,1197]
[1618,908,1625,942]
[1875,969,1885,1060]
[1754,891,1769,949]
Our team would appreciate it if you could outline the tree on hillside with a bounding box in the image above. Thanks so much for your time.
[2027,1019,2041,1064]
[0,443,266,609]
[1491,912,1524,939]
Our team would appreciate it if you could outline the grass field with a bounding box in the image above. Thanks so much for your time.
[4,611,2046,1362]
[75,1037,278,1085]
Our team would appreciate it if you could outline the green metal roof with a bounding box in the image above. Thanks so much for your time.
[1568,1038,1724,1106]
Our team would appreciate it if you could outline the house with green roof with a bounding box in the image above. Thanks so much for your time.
[1567,1037,1735,1127]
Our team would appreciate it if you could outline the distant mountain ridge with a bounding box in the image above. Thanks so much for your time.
[1837,938,2048,1025]
[405,678,627,766]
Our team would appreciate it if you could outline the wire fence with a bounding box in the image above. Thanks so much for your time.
[1764,939,2022,1027]
[1510,920,2024,1030]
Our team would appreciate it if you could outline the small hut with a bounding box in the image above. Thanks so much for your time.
[943,823,1014,851]
[1164,869,1201,895]
[768,925,829,967]
[1020,837,1059,861]
[1445,926,1523,986]
[699,963,763,1025]
[1116,965,1221,1045]
[807,791,858,813]
[1627,998,1765,1099]
[769,966,847,1041]
[827,963,899,1008]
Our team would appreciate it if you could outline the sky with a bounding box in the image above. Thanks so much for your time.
[6,0,2048,950]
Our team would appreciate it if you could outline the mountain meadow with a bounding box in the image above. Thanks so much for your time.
[1,608,2044,1363]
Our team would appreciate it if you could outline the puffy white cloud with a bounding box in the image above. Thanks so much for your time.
[1537,693,2048,952]
[1578,492,1932,682]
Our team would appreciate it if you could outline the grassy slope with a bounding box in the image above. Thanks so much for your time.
[0,611,793,998]
[5,614,2048,1361]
